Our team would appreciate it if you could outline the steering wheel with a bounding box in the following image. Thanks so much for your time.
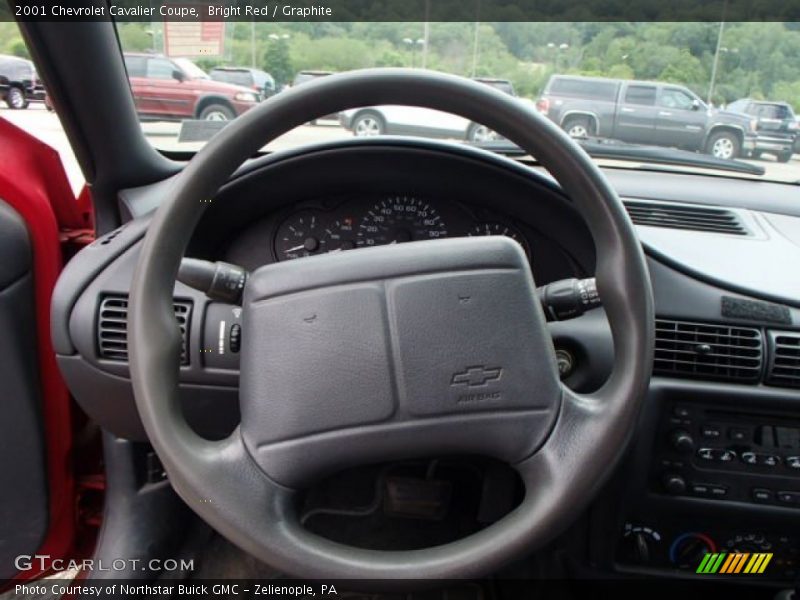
[128,69,653,579]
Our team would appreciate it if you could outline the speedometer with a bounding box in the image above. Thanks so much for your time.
[357,196,448,247]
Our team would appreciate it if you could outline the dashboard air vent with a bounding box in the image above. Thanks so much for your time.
[766,331,800,388]
[97,295,192,364]
[654,319,762,383]
[624,200,747,235]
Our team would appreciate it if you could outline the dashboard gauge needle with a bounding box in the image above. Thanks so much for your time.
[284,244,307,253]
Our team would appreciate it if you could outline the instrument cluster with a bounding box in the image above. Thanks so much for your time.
[273,195,531,262]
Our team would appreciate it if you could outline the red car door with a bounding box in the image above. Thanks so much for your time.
[142,57,194,119]
[124,55,195,120]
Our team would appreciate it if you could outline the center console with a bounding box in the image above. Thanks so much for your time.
[598,383,800,583]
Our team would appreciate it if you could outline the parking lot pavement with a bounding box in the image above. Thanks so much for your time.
[3,104,800,195]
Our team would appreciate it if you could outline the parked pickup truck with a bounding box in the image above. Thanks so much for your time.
[537,75,758,160]
[725,99,797,162]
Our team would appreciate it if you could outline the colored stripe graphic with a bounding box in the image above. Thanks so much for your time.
[697,552,773,575]
[732,553,749,573]
[758,554,773,573]
[719,553,736,573]
[696,553,713,573]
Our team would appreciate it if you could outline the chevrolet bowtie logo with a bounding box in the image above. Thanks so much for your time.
[451,366,503,387]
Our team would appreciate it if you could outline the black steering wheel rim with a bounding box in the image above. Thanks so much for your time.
[128,68,653,579]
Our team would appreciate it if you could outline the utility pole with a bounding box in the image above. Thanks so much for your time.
[251,21,256,68]
[707,0,728,106]
[470,0,481,77]
[422,0,430,69]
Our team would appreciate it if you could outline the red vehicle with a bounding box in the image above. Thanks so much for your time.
[123,53,259,121]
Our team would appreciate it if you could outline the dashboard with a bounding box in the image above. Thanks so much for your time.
[51,137,800,587]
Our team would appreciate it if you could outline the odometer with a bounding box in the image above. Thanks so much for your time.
[357,196,448,247]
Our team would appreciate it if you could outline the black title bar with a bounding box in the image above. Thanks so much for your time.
[5,0,800,22]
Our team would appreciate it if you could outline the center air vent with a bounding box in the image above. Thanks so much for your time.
[624,200,747,235]
[97,295,192,364]
[654,319,763,382]
[766,331,800,388]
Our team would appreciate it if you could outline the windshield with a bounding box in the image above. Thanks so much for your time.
[113,21,800,183]
[172,57,210,79]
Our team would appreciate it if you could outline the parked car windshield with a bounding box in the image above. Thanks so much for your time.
[173,57,210,79]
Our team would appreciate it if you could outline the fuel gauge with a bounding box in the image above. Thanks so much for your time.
[275,212,325,261]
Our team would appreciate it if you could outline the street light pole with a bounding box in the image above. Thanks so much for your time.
[403,38,425,68]
[470,0,481,77]
[422,0,430,69]
[707,20,725,105]
[251,21,256,68]
[707,0,729,106]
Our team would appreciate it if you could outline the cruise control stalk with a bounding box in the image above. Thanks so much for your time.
[178,258,248,305]
[537,277,600,320]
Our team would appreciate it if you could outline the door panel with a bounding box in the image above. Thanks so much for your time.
[141,58,193,119]
[614,84,658,144]
[656,87,706,149]
[0,199,49,581]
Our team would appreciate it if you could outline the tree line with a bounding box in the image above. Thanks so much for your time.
[4,21,800,109]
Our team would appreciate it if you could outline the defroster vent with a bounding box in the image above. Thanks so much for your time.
[624,200,748,235]
[97,295,192,364]
[654,319,763,383]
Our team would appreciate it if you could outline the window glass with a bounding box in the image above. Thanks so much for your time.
[0,22,84,194]
[124,55,146,78]
[106,21,800,182]
[549,78,618,101]
[756,104,790,119]
[213,71,252,87]
[146,58,176,80]
[624,85,657,106]
[659,89,695,110]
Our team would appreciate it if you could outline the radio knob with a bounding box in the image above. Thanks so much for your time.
[670,430,695,455]
[662,473,687,495]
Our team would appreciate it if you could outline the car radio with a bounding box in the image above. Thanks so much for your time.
[651,403,800,507]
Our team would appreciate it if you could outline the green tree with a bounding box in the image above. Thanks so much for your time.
[263,39,293,85]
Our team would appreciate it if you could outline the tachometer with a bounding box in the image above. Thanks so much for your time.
[469,222,530,257]
[357,196,448,247]
[275,212,326,260]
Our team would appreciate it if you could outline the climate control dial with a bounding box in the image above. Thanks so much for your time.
[670,532,717,569]
[619,524,663,565]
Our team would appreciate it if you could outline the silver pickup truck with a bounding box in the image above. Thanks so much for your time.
[537,75,758,160]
